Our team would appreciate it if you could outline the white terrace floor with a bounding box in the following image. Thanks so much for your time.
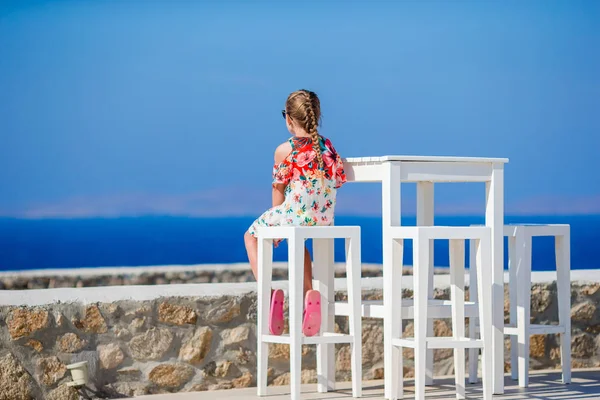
[135,369,600,400]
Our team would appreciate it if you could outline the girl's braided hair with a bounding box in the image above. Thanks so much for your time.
[285,89,323,170]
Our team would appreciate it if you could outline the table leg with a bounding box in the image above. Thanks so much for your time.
[416,182,435,386]
[485,163,505,395]
[383,162,402,400]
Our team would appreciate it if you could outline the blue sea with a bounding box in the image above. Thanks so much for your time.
[0,216,598,272]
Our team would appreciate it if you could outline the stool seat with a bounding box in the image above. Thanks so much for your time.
[256,225,363,400]
[504,224,570,236]
[256,225,360,239]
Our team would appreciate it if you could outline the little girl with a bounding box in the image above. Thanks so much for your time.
[244,89,347,337]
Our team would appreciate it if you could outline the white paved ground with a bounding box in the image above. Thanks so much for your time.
[134,369,600,399]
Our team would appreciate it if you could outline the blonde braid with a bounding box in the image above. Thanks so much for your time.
[303,91,324,171]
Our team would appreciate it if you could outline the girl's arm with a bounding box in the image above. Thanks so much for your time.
[272,142,292,207]
[272,184,285,207]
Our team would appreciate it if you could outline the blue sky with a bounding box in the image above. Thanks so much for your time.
[1,0,599,218]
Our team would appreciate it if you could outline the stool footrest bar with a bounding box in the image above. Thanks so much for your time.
[504,324,566,336]
[261,332,355,345]
[393,337,484,349]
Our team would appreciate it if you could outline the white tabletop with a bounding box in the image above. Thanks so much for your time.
[344,155,509,164]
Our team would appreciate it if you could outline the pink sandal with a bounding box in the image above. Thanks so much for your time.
[269,289,285,335]
[302,290,321,337]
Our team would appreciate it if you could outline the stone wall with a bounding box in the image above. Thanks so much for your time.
[0,282,599,399]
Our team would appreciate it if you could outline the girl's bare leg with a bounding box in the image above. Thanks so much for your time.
[304,246,313,296]
[244,231,259,281]
[244,232,278,298]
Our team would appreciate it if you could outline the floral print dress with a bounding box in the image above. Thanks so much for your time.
[248,135,347,242]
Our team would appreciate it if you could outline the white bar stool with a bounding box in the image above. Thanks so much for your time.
[468,224,571,388]
[387,226,493,400]
[256,226,363,400]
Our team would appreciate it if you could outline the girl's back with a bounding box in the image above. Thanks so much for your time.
[273,135,346,226]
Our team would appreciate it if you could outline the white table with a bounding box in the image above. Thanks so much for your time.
[342,156,508,396]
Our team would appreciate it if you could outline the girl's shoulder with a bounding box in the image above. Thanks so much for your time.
[274,140,293,164]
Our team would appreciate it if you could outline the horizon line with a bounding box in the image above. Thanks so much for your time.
[1,212,599,221]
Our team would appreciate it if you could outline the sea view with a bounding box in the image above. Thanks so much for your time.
[1,215,598,272]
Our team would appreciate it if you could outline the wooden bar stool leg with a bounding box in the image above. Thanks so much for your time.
[425,263,435,387]
[413,234,431,400]
[508,235,519,381]
[476,237,493,400]
[347,235,363,398]
[516,229,532,388]
[555,232,572,384]
[467,239,479,384]
[314,238,335,393]
[257,237,273,396]
[450,239,466,399]
[388,238,404,400]
[288,233,305,400]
